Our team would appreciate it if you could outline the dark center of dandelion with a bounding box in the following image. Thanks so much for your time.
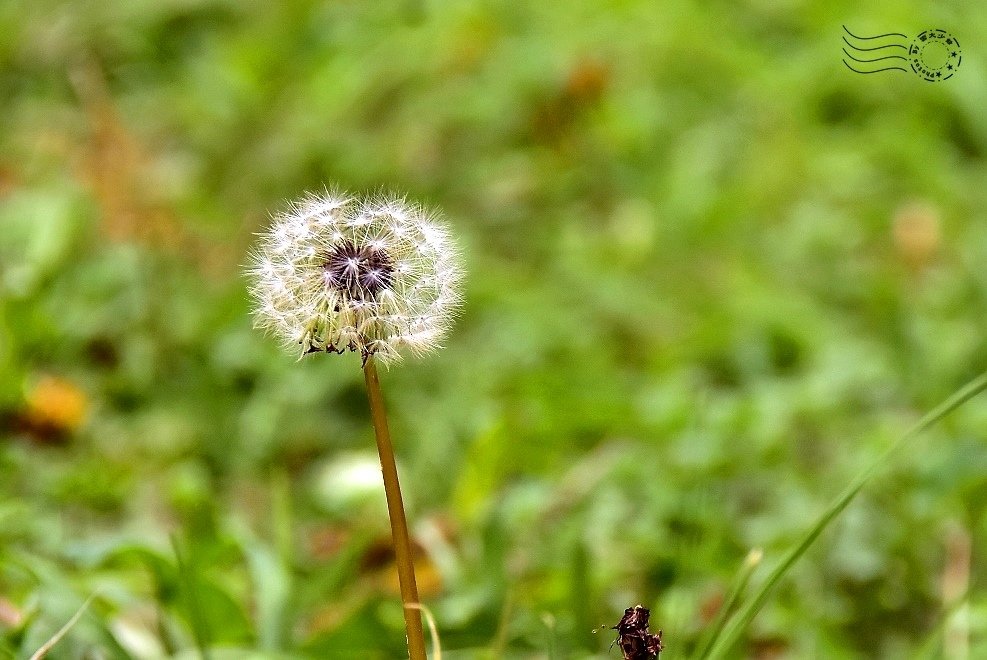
[322,240,394,298]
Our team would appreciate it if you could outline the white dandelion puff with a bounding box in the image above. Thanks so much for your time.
[247,189,463,365]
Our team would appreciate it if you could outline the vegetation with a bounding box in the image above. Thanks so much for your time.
[2,1,987,657]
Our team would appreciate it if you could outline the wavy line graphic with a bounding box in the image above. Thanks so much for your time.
[843,61,907,74]
[843,26,907,40]
[842,25,908,74]
[842,36,906,52]
[842,49,906,65]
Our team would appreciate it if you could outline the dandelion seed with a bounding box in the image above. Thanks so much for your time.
[248,189,462,365]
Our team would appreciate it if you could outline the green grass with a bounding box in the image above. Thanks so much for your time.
[3,0,987,657]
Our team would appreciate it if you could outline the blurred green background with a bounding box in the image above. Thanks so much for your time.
[3,1,987,657]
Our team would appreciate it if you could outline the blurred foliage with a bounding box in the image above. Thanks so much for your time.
[3,0,987,657]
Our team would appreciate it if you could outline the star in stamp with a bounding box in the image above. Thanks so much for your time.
[842,26,961,82]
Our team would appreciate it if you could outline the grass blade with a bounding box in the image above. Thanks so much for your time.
[30,592,98,660]
[691,549,762,660]
[705,372,987,659]
[171,536,212,660]
[407,602,442,660]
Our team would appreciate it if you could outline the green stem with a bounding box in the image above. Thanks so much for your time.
[363,357,427,660]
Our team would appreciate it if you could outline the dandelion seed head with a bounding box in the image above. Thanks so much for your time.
[248,189,462,364]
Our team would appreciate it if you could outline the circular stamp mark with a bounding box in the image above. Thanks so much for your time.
[909,29,961,81]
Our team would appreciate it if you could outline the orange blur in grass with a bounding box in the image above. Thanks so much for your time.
[24,375,88,435]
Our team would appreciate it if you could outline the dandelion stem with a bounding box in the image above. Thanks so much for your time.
[363,357,427,660]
